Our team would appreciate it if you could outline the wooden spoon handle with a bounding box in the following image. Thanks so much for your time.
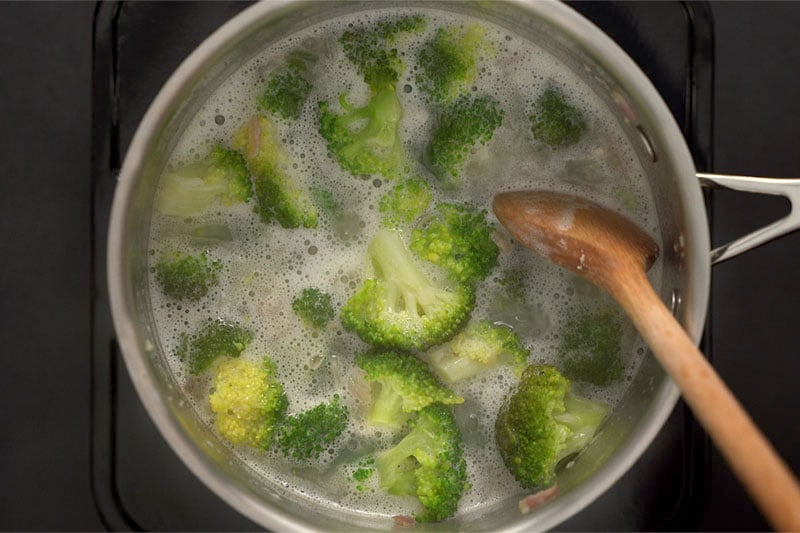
[609,268,800,532]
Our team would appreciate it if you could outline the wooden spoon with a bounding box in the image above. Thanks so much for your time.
[493,189,800,532]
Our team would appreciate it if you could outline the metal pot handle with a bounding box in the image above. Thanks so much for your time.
[698,173,800,264]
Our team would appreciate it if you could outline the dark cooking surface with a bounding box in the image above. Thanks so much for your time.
[1,1,799,530]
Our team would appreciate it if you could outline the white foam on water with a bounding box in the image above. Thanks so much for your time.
[147,6,663,522]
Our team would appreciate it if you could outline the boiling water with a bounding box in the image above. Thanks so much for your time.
[148,7,661,522]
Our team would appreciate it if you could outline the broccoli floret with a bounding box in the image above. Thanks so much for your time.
[180,320,254,375]
[352,457,376,491]
[232,115,317,228]
[530,85,587,147]
[424,320,529,384]
[310,187,342,218]
[340,14,426,91]
[292,287,335,329]
[156,146,252,217]
[426,94,504,186]
[259,50,317,120]
[559,310,623,386]
[378,177,432,228]
[495,364,609,490]
[155,251,222,301]
[318,87,407,180]
[376,403,468,522]
[318,15,424,179]
[341,229,475,351]
[310,186,364,242]
[410,203,499,285]
[356,350,463,429]
[209,356,288,449]
[416,24,488,104]
[275,395,349,461]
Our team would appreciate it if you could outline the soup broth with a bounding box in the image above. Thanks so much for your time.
[148,6,661,522]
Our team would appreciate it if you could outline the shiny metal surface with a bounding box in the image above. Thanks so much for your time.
[699,173,800,264]
[107,1,711,530]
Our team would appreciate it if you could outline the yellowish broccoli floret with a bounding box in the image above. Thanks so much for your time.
[209,357,288,449]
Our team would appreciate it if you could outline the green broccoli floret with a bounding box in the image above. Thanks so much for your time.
[426,94,504,186]
[155,251,222,301]
[318,87,407,180]
[495,364,609,490]
[341,229,475,351]
[292,287,335,329]
[209,356,288,449]
[310,187,364,242]
[259,50,317,120]
[530,85,587,147]
[356,350,463,429]
[340,14,426,91]
[559,310,623,386]
[275,395,349,461]
[156,146,252,217]
[310,187,342,217]
[376,403,468,522]
[416,24,488,104]
[179,320,254,375]
[424,320,529,384]
[352,457,376,491]
[410,203,499,285]
[378,177,432,228]
[232,115,317,228]
[318,15,424,180]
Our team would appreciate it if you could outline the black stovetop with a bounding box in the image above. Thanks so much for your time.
[2,1,800,530]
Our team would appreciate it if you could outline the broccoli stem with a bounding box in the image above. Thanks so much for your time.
[554,391,609,458]
[368,229,445,316]
[369,383,407,428]
[376,424,433,495]
[425,345,486,384]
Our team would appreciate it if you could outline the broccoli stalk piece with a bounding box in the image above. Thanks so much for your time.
[178,320,254,375]
[559,310,624,386]
[275,395,349,461]
[410,203,499,285]
[155,251,222,301]
[259,49,317,120]
[341,229,475,351]
[426,94,504,186]
[530,85,587,147]
[156,146,252,217]
[209,356,288,449]
[495,364,609,490]
[232,115,317,228]
[378,177,432,228]
[424,320,529,384]
[416,24,488,104]
[376,403,468,522]
[356,350,463,429]
[292,287,335,329]
[318,87,406,180]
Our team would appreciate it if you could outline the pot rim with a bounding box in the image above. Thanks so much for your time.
[107,1,710,530]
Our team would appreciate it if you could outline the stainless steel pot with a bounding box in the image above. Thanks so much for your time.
[107,1,800,530]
